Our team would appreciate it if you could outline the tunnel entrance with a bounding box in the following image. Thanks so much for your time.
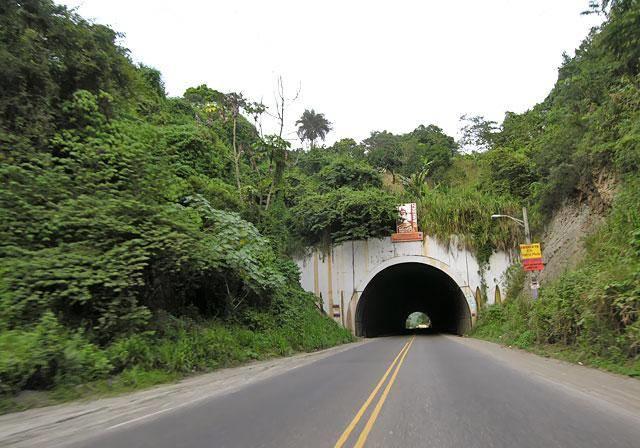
[405,311,431,329]
[355,262,471,337]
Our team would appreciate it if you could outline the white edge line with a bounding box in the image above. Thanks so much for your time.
[106,407,175,431]
[105,341,369,432]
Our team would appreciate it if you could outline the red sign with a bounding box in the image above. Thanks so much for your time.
[520,243,544,271]
[523,258,544,271]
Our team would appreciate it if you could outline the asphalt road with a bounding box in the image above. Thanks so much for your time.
[75,334,640,448]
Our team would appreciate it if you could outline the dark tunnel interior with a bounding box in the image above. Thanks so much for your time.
[355,262,471,337]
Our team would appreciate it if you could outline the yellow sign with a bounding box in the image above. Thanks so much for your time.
[520,243,542,259]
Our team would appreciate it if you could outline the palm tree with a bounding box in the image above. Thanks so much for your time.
[296,109,332,148]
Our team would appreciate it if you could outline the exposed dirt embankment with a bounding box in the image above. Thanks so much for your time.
[540,171,617,283]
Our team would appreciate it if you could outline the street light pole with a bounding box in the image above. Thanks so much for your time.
[521,207,540,299]
[492,207,539,300]
[522,207,531,244]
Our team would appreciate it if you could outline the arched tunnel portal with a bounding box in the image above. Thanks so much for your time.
[355,262,471,337]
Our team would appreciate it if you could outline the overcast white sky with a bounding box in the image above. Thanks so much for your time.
[60,0,602,146]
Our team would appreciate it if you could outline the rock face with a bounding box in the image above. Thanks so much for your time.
[540,171,617,283]
[539,202,604,282]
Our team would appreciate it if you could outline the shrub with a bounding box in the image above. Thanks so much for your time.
[318,158,382,190]
[293,187,398,245]
[0,313,111,394]
[472,178,640,372]
[106,334,155,371]
[56,333,112,386]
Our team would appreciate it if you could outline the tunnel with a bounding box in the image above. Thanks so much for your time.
[355,262,471,337]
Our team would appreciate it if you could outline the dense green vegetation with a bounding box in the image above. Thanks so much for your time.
[473,177,640,376]
[0,0,358,409]
[0,0,515,408]
[1,0,638,411]
[287,128,520,255]
[472,0,640,375]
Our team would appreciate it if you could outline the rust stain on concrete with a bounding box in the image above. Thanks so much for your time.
[313,252,319,297]
[327,250,335,320]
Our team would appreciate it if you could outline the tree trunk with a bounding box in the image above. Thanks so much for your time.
[232,117,242,193]
[265,184,274,210]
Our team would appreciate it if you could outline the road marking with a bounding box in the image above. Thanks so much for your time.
[103,343,371,433]
[106,407,176,430]
[353,336,414,448]
[334,337,413,448]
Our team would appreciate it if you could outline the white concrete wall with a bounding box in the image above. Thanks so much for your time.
[295,235,515,331]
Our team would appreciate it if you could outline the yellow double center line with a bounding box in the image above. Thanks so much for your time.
[334,336,415,448]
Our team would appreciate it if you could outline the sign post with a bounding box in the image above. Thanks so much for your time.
[492,207,543,300]
[519,242,544,299]
[391,203,423,242]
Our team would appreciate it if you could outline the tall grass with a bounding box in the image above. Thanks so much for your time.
[417,186,521,263]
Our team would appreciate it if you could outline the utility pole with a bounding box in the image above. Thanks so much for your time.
[521,207,539,299]
[491,207,540,300]
[522,207,531,244]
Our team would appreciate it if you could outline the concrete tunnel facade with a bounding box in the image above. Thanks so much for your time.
[295,237,513,337]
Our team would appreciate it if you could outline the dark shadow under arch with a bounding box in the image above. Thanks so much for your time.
[355,262,471,337]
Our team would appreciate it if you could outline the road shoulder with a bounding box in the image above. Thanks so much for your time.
[449,336,640,419]
[0,340,367,448]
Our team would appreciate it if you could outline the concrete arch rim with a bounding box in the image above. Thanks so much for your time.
[355,255,466,293]
[351,255,474,336]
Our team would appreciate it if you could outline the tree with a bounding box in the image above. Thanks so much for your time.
[216,92,265,194]
[399,161,432,198]
[183,84,225,107]
[138,64,166,98]
[318,157,382,190]
[481,147,536,199]
[265,76,299,210]
[402,124,458,179]
[0,0,135,151]
[272,75,300,140]
[263,135,290,209]
[363,131,403,181]
[223,93,248,193]
[329,138,365,159]
[296,109,332,148]
[459,114,499,152]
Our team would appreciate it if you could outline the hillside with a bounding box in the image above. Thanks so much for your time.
[470,1,640,376]
[1,0,639,413]
[0,0,359,412]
